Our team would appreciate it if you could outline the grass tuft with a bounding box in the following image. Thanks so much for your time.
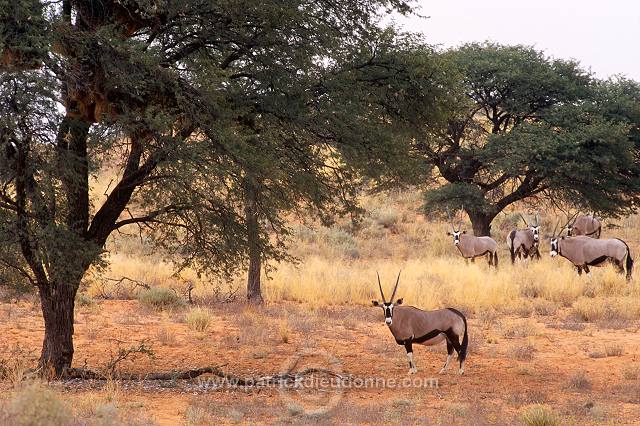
[138,287,186,311]
[521,405,560,426]
[186,307,212,333]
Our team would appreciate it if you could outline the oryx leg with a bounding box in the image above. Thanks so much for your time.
[576,265,583,276]
[470,257,475,263]
[487,252,492,266]
[613,258,625,274]
[439,339,454,374]
[404,340,417,374]
[444,329,464,374]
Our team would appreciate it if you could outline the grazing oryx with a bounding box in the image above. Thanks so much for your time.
[446,208,498,268]
[550,220,633,281]
[372,272,469,375]
[567,213,602,238]
[507,213,541,263]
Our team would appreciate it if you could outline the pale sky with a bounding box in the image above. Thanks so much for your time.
[391,0,640,81]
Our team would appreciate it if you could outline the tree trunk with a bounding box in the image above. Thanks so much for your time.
[467,210,496,237]
[245,184,263,304]
[38,280,78,376]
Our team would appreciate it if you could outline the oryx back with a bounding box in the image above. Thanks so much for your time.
[459,234,497,258]
[560,236,627,266]
[571,215,601,238]
[389,307,465,344]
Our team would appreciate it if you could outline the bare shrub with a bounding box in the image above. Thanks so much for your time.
[511,302,534,318]
[623,366,640,380]
[446,402,469,418]
[513,343,536,360]
[567,371,592,391]
[371,207,400,229]
[477,309,500,328]
[508,391,547,406]
[0,347,35,386]
[605,344,624,357]
[76,292,96,307]
[532,299,558,316]
[1,383,72,426]
[502,321,537,338]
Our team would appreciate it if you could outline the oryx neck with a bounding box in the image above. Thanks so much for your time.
[558,238,563,257]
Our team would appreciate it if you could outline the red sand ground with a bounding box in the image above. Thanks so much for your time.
[1,300,639,424]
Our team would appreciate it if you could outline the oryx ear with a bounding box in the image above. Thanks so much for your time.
[462,230,467,234]
[372,300,380,306]
[396,298,403,305]
[446,231,451,236]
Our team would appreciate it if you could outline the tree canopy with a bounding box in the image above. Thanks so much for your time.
[0,0,452,375]
[419,42,640,235]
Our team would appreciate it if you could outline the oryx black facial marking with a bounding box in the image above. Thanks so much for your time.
[372,272,469,375]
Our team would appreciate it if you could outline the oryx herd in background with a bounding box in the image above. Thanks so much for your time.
[444,208,633,281]
[373,208,633,376]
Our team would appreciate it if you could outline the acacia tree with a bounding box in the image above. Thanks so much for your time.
[419,43,640,235]
[0,0,450,375]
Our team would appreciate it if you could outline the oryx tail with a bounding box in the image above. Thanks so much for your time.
[508,230,516,263]
[619,238,634,281]
[447,308,468,363]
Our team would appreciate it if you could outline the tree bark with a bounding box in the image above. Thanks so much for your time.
[467,210,496,237]
[245,183,263,304]
[38,280,79,376]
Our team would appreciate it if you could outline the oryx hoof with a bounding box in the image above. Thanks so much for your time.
[408,367,418,375]
[458,368,465,375]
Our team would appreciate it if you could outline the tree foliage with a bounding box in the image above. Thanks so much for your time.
[0,0,450,374]
[419,42,640,235]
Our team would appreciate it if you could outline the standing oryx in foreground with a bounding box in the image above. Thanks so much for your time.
[507,213,541,263]
[550,221,633,280]
[372,272,469,375]
[567,213,602,238]
[446,208,498,268]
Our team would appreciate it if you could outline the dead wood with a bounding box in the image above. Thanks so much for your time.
[61,366,345,385]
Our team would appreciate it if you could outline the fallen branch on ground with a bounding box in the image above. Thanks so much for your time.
[61,366,346,384]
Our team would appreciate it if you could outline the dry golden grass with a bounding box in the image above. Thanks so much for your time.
[89,190,640,322]
[186,307,212,333]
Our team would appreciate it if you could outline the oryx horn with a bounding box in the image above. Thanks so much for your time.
[446,206,455,232]
[519,213,528,226]
[390,270,401,302]
[377,271,386,303]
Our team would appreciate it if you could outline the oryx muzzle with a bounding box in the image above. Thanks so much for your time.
[372,272,469,375]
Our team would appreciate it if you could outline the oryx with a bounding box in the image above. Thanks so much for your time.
[372,272,469,375]
[446,207,498,268]
[549,220,633,281]
[567,213,602,238]
[507,213,541,263]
